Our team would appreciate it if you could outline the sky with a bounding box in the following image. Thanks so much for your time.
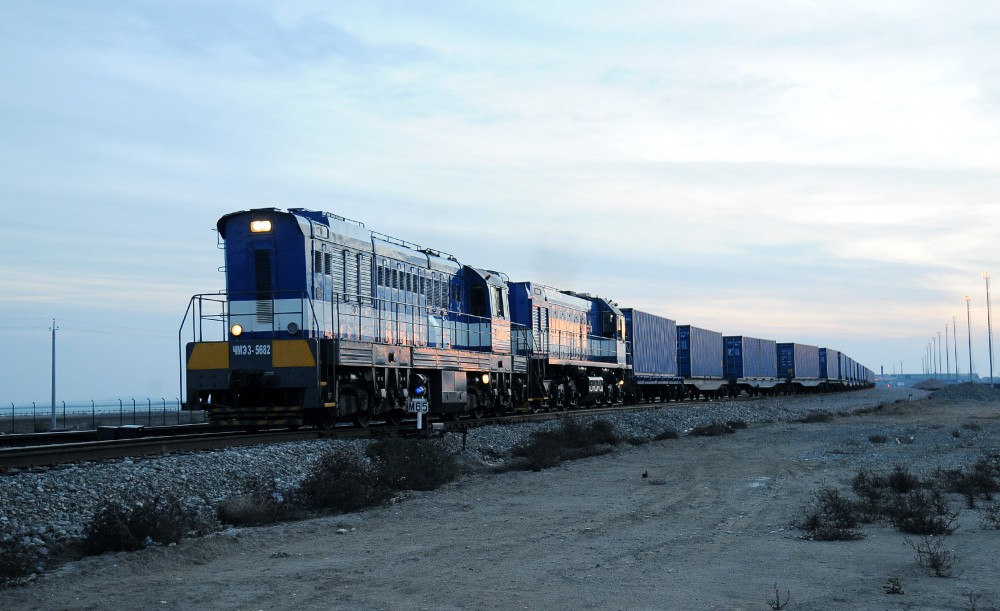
[2,1,999,405]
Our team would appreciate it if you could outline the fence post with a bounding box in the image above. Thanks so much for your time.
[132,398,136,425]
[117,399,122,428]
[32,402,36,432]
[147,398,152,426]
[63,401,67,429]
[161,398,166,426]
[9,403,13,434]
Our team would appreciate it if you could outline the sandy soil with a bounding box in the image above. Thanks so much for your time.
[4,394,1000,610]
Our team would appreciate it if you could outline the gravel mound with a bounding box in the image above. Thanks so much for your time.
[914,378,945,390]
[931,381,1000,401]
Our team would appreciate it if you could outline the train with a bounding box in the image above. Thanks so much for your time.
[180,208,874,429]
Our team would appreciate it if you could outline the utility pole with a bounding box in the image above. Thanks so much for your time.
[965,295,974,382]
[952,314,959,381]
[50,318,58,430]
[945,325,950,380]
[935,331,941,374]
[986,272,995,387]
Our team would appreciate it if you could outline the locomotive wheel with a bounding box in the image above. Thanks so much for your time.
[383,409,404,426]
[318,414,336,431]
[552,384,567,412]
[566,384,579,409]
[353,410,372,428]
[467,390,484,420]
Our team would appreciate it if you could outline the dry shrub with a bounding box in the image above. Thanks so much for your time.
[888,489,958,535]
[653,428,680,441]
[0,527,46,588]
[688,422,735,437]
[937,456,1000,508]
[367,437,458,492]
[797,487,866,541]
[82,493,200,555]
[795,411,834,423]
[296,447,392,513]
[904,536,956,577]
[512,419,621,471]
[218,477,294,526]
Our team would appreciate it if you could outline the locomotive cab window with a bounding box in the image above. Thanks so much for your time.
[471,285,487,317]
[493,286,506,318]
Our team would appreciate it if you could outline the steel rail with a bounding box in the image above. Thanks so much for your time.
[0,396,765,469]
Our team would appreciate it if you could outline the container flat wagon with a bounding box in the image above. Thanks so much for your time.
[724,335,780,395]
[623,308,684,402]
[678,325,726,397]
[777,342,821,390]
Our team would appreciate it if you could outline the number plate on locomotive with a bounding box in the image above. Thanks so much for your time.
[230,341,272,367]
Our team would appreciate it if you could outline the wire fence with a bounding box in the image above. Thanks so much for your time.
[3,399,208,434]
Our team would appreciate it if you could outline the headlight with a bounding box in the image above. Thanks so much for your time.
[250,220,272,233]
[481,373,491,385]
[231,324,243,337]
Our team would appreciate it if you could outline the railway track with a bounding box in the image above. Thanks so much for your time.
[0,397,753,470]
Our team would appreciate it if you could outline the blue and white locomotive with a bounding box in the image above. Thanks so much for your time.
[181,208,628,428]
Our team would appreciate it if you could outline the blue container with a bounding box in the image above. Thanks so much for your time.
[819,348,841,380]
[623,309,678,377]
[678,325,724,378]
[777,343,820,379]
[724,336,778,380]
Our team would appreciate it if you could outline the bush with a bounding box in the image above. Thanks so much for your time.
[0,528,46,588]
[82,493,200,555]
[887,465,923,494]
[726,420,748,430]
[797,487,866,541]
[367,437,458,492]
[218,477,294,526]
[904,536,956,577]
[795,411,833,423]
[851,468,888,520]
[511,419,621,471]
[937,456,1000,508]
[868,434,888,444]
[653,428,679,441]
[888,489,958,535]
[296,447,392,513]
[688,423,735,437]
[979,501,1000,529]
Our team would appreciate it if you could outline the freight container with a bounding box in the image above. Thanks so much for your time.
[777,342,820,380]
[819,348,841,380]
[678,325,724,378]
[623,309,679,378]
[723,336,778,380]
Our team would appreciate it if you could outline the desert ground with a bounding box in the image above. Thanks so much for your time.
[3,390,1000,610]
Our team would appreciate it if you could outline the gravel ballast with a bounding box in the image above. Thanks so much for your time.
[2,388,923,557]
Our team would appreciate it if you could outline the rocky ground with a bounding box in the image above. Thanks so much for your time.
[3,386,1000,609]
